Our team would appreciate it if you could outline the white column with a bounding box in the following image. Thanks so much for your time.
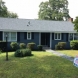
[50,33,52,49]
[39,32,41,45]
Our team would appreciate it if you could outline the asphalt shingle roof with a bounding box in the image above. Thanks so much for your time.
[0,17,75,32]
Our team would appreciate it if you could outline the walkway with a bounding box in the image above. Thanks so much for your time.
[46,49,74,62]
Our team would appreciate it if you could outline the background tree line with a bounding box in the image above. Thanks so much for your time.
[0,0,18,18]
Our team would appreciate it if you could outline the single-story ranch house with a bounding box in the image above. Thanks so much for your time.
[0,18,77,49]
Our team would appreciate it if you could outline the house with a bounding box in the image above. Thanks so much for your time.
[0,17,77,50]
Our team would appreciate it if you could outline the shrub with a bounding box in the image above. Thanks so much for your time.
[58,42,66,50]
[14,49,32,57]
[10,42,18,51]
[20,43,26,49]
[55,44,60,50]
[70,40,78,50]
[37,45,43,51]
[0,41,7,51]
[23,48,31,56]
[14,49,23,57]
[27,42,36,50]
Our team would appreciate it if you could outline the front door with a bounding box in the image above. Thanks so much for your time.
[41,33,50,47]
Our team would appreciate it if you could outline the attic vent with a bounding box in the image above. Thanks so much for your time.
[27,21,30,26]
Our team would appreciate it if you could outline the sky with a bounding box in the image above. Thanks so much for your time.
[3,0,78,19]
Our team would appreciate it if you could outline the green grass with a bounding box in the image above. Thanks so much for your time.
[0,51,78,78]
[57,50,78,57]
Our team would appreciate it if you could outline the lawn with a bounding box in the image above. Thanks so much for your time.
[0,51,78,78]
[57,50,78,57]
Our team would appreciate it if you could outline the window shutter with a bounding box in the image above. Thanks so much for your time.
[17,32,20,42]
[32,32,34,39]
[0,31,2,41]
[52,33,54,40]
[24,32,27,39]
[66,33,68,41]
[62,33,64,40]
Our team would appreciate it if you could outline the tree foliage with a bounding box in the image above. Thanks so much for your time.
[73,17,78,32]
[0,0,18,18]
[38,0,70,21]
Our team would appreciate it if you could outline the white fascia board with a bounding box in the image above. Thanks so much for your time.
[0,29,77,33]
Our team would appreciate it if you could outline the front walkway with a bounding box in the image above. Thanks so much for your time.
[46,49,74,62]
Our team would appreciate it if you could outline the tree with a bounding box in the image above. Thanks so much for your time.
[0,0,7,17]
[7,12,18,18]
[0,0,18,18]
[38,0,70,21]
[73,17,78,32]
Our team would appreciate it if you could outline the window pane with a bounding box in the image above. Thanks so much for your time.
[28,33,30,38]
[11,32,16,41]
[55,33,57,39]
[58,33,60,39]
[11,32,16,37]
[27,32,31,40]
[69,33,73,40]
[11,37,16,41]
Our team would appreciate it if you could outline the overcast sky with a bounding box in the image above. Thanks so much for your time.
[3,0,78,19]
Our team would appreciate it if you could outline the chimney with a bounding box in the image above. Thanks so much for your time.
[68,18,73,22]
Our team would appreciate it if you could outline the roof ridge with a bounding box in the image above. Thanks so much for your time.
[0,17,71,22]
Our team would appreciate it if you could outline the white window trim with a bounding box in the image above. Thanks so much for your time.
[54,33,61,40]
[3,32,17,42]
[27,32,31,40]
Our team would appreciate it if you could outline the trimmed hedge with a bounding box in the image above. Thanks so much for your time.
[19,43,26,49]
[55,42,66,50]
[27,42,36,50]
[14,49,32,57]
[70,40,78,50]
[37,45,43,51]
[58,42,66,50]
[10,42,18,51]
[55,44,60,50]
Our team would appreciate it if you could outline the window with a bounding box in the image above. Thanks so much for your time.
[69,33,73,40]
[27,32,31,40]
[74,33,78,40]
[69,33,78,41]
[3,32,17,41]
[54,33,61,40]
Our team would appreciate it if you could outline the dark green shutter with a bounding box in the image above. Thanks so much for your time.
[17,32,20,42]
[24,32,27,39]
[32,32,34,39]
[62,33,64,40]
[0,31,2,41]
[52,33,54,40]
[66,33,68,41]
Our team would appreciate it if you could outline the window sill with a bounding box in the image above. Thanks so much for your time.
[27,39,31,40]
[54,39,61,40]
[3,40,17,42]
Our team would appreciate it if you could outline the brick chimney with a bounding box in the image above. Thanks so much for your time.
[68,18,73,22]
